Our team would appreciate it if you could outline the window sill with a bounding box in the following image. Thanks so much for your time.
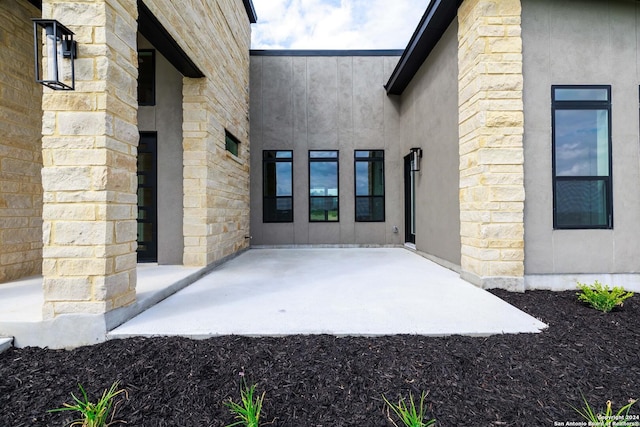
[225,151,244,165]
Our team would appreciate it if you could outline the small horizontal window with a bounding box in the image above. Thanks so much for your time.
[225,131,240,157]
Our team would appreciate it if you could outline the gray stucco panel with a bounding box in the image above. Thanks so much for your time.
[522,0,640,275]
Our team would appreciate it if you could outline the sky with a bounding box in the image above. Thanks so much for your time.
[250,0,431,50]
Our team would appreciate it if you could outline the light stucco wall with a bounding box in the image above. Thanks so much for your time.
[399,21,461,268]
[0,0,43,283]
[137,36,183,265]
[250,54,403,246]
[522,0,640,288]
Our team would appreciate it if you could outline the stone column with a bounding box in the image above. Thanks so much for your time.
[182,78,213,267]
[182,77,251,267]
[41,0,138,318]
[457,0,525,290]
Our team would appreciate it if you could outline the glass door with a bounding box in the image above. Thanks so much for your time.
[137,132,158,262]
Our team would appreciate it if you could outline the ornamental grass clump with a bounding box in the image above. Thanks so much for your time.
[48,381,127,427]
[570,393,637,426]
[224,377,265,427]
[382,391,436,427]
[576,280,634,313]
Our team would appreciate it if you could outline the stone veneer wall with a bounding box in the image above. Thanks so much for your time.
[41,0,139,317]
[0,1,44,283]
[457,0,525,290]
[145,0,251,266]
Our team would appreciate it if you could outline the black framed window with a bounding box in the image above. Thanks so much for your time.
[552,85,612,229]
[354,150,385,221]
[309,151,339,222]
[263,151,293,222]
[225,131,240,156]
[137,50,155,106]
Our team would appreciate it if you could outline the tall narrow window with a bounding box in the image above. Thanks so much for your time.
[552,85,612,229]
[355,150,385,221]
[309,151,339,222]
[263,151,293,222]
[137,50,155,106]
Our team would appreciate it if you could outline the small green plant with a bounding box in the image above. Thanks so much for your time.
[570,393,637,426]
[48,381,127,427]
[224,377,265,427]
[576,280,634,313]
[382,391,435,427]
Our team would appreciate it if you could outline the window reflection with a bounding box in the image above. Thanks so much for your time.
[263,150,293,222]
[555,110,609,177]
[552,86,611,229]
[309,151,339,222]
[354,150,385,221]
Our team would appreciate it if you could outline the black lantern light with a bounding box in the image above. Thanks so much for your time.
[33,19,77,90]
[410,147,423,172]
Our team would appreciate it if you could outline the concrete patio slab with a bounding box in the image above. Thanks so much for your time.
[109,248,547,339]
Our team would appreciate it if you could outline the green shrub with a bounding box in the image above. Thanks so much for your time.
[576,280,633,313]
[224,378,265,427]
[48,381,127,427]
[382,391,436,427]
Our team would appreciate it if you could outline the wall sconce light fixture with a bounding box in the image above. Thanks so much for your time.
[410,147,423,172]
[33,19,76,90]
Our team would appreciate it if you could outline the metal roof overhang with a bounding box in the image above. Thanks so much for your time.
[385,0,462,96]
[243,0,258,24]
[137,1,204,78]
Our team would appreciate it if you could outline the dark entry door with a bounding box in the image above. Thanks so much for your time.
[404,154,416,244]
[137,132,158,262]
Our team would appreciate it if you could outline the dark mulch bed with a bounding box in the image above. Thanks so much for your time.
[1,290,639,426]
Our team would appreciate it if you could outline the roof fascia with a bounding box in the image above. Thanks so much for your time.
[250,49,404,57]
[243,0,258,23]
[385,0,461,95]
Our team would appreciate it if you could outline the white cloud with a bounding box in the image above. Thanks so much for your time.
[250,0,431,50]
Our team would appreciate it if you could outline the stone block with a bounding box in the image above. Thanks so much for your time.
[48,301,108,317]
[43,204,96,221]
[114,252,136,273]
[54,221,113,246]
[491,211,524,223]
[57,112,109,136]
[480,223,523,240]
[42,167,91,191]
[115,220,136,244]
[489,186,525,203]
[478,148,523,165]
[57,258,111,276]
[43,277,92,301]
[490,261,524,277]
[52,149,108,166]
